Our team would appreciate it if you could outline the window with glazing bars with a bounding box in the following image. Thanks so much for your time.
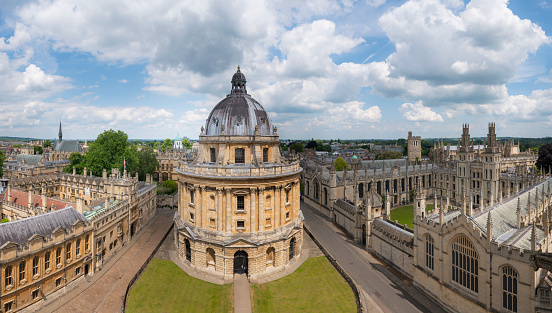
[210,148,216,163]
[237,195,245,211]
[235,148,245,163]
[451,235,478,293]
[502,266,518,312]
[425,234,434,271]
[263,148,268,163]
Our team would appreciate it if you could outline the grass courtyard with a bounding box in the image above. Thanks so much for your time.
[251,256,357,313]
[126,259,233,313]
[389,204,435,229]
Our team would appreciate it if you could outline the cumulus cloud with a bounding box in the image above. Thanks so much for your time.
[399,101,444,122]
[371,0,550,106]
[118,79,128,83]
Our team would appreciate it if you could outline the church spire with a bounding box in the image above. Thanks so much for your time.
[58,119,63,142]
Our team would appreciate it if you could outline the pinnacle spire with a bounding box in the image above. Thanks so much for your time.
[58,119,63,142]
[487,210,493,243]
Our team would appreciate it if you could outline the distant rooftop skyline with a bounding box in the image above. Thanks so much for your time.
[0,0,550,140]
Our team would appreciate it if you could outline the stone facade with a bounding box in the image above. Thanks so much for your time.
[408,131,422,163]
[175,68,303,281]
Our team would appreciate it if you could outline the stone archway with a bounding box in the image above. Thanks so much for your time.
[234,250,248,274]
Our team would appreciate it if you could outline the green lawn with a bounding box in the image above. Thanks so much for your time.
[251,256,356,313]
[126,259,233,313]
[389,204,435,229]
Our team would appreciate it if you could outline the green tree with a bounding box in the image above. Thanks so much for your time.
[161,138,173,152]
[137,146,159,181]
[1,218,9,223]
[289,142,304,153]
[63,152,86,174]
[316,142,331,152]
[334,157,349,171]
[84,129,138,176]
[34,146,43,155]
[305,140,317,150]
[43,139,51,148]
[163,180,178,194]
[182,139,192,149]
[536,144,552,173]
[0,150,4,177]
[376,151,403,160]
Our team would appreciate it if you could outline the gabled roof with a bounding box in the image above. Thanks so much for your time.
[52,140,83,152]
[6,189,73,210]
[0,207,88,247]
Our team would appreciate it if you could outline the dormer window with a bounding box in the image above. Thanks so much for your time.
[235,148,245,164]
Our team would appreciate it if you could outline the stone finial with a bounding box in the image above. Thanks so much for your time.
[273,125,278,135]
[255,125,259,135]
[439,202,444,225]
[201,125,204,135]
[221,124,225,135]
[528,191,532,221]
[531,221,537,252]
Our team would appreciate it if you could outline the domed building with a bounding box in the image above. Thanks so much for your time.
[174,67,303,281]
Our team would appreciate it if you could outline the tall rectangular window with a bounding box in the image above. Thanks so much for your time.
[235,148,245,164]
[237,195,245,211]
[263,148,269,163]
[210,148,216,163]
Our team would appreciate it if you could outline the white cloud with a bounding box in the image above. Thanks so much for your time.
[119,79,128,83]
[399,101,444,122]
[370,0,550,106]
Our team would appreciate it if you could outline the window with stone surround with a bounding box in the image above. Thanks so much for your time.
[502,266,518,312]
[76,239,81,256]
[45,252,50,271]
[32,257,39,276]
[56,247,62,266]
[451,235,478,293]
[425,234,434,271]
[19,260,25,282]
[66,243,72,261]
[237,195,245,211]
[210,148,216,163]
[5,266,12,287]
[263,148,268,163]
[235,148,245,164]
[266,247,275,266]
[237,220,245,229]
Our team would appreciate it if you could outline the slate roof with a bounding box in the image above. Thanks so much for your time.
[52,139,83,152]
[0,207,88,247]
[15,154,43,165]
[334,199,356,216]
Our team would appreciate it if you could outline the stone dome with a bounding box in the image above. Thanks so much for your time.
[204,67,273,136]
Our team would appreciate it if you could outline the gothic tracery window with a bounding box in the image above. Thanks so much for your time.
[502,266,518,312]
[451,235,478,293]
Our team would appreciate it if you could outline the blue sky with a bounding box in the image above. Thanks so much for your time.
[0,0,550,140]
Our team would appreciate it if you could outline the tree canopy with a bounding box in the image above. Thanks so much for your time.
[63,152,86,174]
[536,144,552,173]
[305,140,317,150]
[334,157,349,171]
[137,146,159,181]
[182,139,192,149]
[43,139,51,148]
[82,129,138,176]
[163,180,178,194]
[289,142,304,153]
[376,151,403,160]
[34,146,43,155]
[160,138,173,152]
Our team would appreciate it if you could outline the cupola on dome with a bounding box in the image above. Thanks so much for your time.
[204,67,272,136]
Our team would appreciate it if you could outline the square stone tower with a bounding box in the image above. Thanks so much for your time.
[407,131,422,163]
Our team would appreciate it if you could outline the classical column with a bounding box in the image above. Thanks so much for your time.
[198,186,205,228]
[217,188,223,232]
[258,187,265,231]
[280,185,286,223]
[275,186,281,228]
[225,188,231,233]
[250,188,256,233]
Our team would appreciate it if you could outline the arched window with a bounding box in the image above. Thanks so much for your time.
[206,248,215,268]
[85,235,90,251]
[190,190,195,204]
[76,239,81,256]
[314,182,319,200]
[502,266,518,312]
[56,247,62,265]
[32,257,39,276]
[358,183,364,198]
[266,247,275,267]
[324,188,328,206]
[45,252,51,271]
[19,260,26,281]
[425,234,434,271]
[5,266,12,287]
[66,243,72,261]
[451,235,478,292]
[289,238,296,260]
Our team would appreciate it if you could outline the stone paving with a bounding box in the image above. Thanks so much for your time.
[33,208,174,313]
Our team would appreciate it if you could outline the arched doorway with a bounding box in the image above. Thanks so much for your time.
[185,239,191,262]
[130,222,136,237]
[289,238,296,260]
[234,251,248,274]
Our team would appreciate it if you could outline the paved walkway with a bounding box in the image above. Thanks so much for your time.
[302,203,446,313]
[35,209,174,313]
[234,273,252,313]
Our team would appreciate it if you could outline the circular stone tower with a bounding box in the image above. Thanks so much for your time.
[174,67,303,281]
